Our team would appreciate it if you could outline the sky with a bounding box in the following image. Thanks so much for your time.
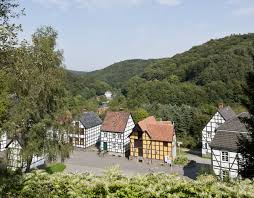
[19,0,254,71]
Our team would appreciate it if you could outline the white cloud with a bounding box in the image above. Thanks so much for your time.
[32,0,182,10]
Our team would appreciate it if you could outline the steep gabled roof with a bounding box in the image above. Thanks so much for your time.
[210,112,250,152]
[5,133,24,148]
[137,116,174,142]
[101,111,131,133]
[79,112,102,129]
[218,106,236,121]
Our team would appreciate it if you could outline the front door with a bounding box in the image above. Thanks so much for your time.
[103,142,107,151]
[138,148,143,157]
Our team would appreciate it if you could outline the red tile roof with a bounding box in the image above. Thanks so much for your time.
[138,116,174,142]
[101,111,131,133]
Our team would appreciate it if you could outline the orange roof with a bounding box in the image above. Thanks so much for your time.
[138,116,174,142]
[101,111,130,133]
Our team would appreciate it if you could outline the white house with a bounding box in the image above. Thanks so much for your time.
[0,132,7,151]
[100,111,135,157]
[210,112,249,180]
[70,112,102,148]
[5,136,45,171]
[104,91,113,101]
[202,106,236,156]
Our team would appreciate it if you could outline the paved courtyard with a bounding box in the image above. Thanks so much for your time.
[64,148,211,179]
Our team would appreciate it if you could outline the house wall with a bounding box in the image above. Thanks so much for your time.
[130,132,174,161]
[211,149,240,179]
[69,121,101,149]
[6,140,45,171]
[202,112,225,156]
[100,115,135,155]
[0,132,7,151]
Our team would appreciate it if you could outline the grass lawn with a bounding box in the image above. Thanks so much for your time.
[45,163,66,174]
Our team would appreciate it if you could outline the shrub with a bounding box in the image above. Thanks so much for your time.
[1,170,254,197]
[45,163,66,174]
[173,154,189,166]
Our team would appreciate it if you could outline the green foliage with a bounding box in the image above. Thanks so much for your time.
[173,154,189,166]
[238,72,254,179]
[88,59,156,88]
[45,163,66,174]
[131,108,150,123]
[1,171,254,197]
[1,26,73,171]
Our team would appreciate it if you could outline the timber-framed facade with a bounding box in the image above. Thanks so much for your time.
[202,106,236,156]
[100,111,135,157]
[69,112,102,149]
[129,116,176,162]
[210,112,249,180]
[0,132,7,151]
[5,138,45,171]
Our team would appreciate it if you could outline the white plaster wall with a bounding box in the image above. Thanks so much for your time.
[212,149,240,179]
[202,112,225,156]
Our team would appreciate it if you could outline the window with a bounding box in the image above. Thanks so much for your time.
[113,133,116,139]
[80,128,84,135]
[80,138,84,145]
[204,143,207,149]
[112,143,116,149]
[118,134,121,139]
[222,151,228,162]
[207,132,211,138]
[163,142,168,147]
[222,170,229,180]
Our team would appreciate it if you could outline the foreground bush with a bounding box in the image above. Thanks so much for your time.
[45,163,66,174]
[0,170,254,197]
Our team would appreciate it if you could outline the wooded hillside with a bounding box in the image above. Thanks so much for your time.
[67,33,254,148]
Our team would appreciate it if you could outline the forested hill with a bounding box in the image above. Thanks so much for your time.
[86,59,156,87]
[72,33,254,90]
[67,33,254,148]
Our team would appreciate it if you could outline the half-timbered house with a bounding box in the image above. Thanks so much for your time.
[0,132,7,151]
[5,136,45,171]
[100,111,135,156]
[129,116,176,162]
[202,105,236,157]
[210,112,249,180]
[70,112,102,149]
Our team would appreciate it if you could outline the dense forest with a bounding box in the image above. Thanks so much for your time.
[68,33,254,148]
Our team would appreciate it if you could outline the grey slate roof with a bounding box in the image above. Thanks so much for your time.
[218,106,237,121]
[79,112,102,129]
[210,131,248,152]
[210,112,250,152]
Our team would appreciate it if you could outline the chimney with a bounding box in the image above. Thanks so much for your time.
[218,103,224,109]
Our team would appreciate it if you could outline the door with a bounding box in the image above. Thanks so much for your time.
[138,148,143,157]
[103,142,107,151]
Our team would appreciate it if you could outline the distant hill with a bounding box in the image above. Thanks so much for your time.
[86,59,156,88]
[66,33,254,148]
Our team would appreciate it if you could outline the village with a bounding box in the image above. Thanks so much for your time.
[0,91,249,181]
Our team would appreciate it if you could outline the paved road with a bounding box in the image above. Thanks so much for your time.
[64,149,211,179]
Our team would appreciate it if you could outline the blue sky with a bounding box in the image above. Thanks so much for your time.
[19,0,254,71]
